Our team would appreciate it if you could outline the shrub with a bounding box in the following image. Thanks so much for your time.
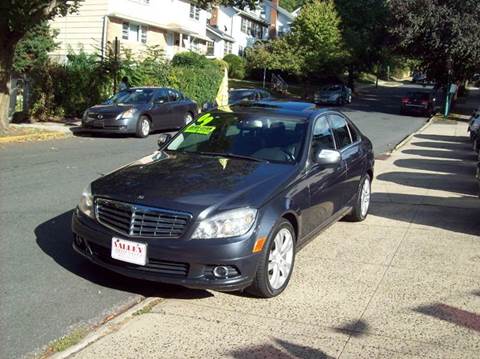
[223,54,246,79]
[171,51,209,68]
[26,48,225,119]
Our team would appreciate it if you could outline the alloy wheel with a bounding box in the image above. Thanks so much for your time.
[268,228,294,290]
[184,113,193,125]
[141,119,150,137]
[360,177,371,217]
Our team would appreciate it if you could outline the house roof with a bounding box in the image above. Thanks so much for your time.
[108,12,208,40]
[233,7,269,26]
[206,25,235,42]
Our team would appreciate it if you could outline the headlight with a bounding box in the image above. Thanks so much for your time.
[116,108,136,119]
[78,184,94,218]
[191,208,257,239]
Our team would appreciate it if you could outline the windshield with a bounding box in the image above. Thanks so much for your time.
[321,85,341,92]
[166,111,307,163]
[407,92,430,100]
[104,89,155,105]
[229,90,254,102]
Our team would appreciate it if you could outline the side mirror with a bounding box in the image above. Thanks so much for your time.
[157,133,172,150]
[314,149,341,166]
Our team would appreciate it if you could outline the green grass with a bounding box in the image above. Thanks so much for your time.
[48,326,89,353]
[132,299,163,316]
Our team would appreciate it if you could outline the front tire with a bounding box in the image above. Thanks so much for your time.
[136,116,150,138]
[345,174,371,222]
[247,220,296,298]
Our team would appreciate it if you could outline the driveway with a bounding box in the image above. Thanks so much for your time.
[0,84,430,358]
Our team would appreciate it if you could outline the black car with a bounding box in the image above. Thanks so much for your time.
[400,91,437,116]
[72,101,374,298]
[228,88,272,104]
[82,87,198,138]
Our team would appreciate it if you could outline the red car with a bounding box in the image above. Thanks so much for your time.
[400,91,437,116]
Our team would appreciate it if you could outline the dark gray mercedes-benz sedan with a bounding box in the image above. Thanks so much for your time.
[82,87,198,138]
[72,101,374,297]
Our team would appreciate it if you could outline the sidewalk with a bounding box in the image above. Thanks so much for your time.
[61,120,480,359]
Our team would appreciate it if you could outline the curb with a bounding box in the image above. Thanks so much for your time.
[388,115,436,155]
[47,297,163,359]
[0,131,70,144]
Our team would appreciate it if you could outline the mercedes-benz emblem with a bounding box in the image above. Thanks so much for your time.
[97,114,103,120]
[137,195,144,200]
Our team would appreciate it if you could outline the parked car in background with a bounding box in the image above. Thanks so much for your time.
[469,111,480,149]
[400,91,437,116]
[314,84,352,106]
[228,88,273,104]
[412,71,427,84]
[82,87,198,138]
[72,101,374,298]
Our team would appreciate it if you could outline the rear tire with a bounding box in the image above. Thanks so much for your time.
[246,220,296,298]
[136,116,150,138]
[345,174,371,222]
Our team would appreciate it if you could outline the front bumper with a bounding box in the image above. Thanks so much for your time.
[81,118,137,134]
[71,210,260,291]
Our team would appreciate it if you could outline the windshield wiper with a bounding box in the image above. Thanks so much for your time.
[197,151,265,162]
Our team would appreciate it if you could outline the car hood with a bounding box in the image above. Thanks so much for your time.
[91,151,297,219]
[87,104,146,116]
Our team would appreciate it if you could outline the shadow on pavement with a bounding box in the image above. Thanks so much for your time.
[414,303,480,332]
[229,338,335,359]
[401,148,476,161]
[373,132,480,235]
[370,193,480,236]
[333,319,369,337]
[35,210,213,300]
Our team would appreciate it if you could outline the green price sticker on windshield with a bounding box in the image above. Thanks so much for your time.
[185,125,216,135]
[185,113,216,135]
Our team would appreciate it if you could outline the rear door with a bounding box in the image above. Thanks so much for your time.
[329,113,363,204]
[301,115,347,236]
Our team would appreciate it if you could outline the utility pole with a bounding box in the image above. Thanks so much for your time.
[444,59,452,118]
[113,37,120,94]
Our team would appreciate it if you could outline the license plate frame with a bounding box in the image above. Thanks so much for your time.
[111,237,147,266]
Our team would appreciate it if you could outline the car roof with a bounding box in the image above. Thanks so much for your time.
[213,100,330,120]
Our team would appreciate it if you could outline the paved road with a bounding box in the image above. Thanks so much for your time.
[0,83,427,358]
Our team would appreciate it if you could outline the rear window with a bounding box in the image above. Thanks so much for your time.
[408,92,430,101]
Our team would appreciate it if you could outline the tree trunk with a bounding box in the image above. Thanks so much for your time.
[0,43,15,131]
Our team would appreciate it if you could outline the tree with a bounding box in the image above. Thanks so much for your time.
[280,0,305,12]
[0,0,81,129]
[0,0,257,130]
[334,0,391,89]
[389,0,480,86]
[13,23,57,76]
[247,0,345,80]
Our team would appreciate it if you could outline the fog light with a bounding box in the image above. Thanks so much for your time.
[213,266,229,278]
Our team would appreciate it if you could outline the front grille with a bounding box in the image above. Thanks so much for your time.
[86,240,189,277]
[95,198,191,238]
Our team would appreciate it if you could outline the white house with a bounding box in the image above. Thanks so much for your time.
[206,0,294,58]
[49,0,295,61]
[49,0,211,60]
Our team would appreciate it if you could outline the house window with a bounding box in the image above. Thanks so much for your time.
[206,41,214,56]
[225,41,232,54]
[241,18,247,33]
[122,22,147,43]
[190,4,200,20]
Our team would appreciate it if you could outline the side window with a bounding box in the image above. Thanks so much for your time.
[168,89,179,102]
[311,116,335,155]
[155,89,169,103]
[348,123,359,143]
[329,114,352,149]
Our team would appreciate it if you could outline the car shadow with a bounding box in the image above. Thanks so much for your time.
[35,210,213,300]
[72,127,177,139]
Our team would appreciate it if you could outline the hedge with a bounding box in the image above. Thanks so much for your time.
[223,54,246,79]
[27,49,226,120]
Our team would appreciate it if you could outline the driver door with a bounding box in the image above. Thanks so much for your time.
[150,89,174,130]
[301,115,347,236]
